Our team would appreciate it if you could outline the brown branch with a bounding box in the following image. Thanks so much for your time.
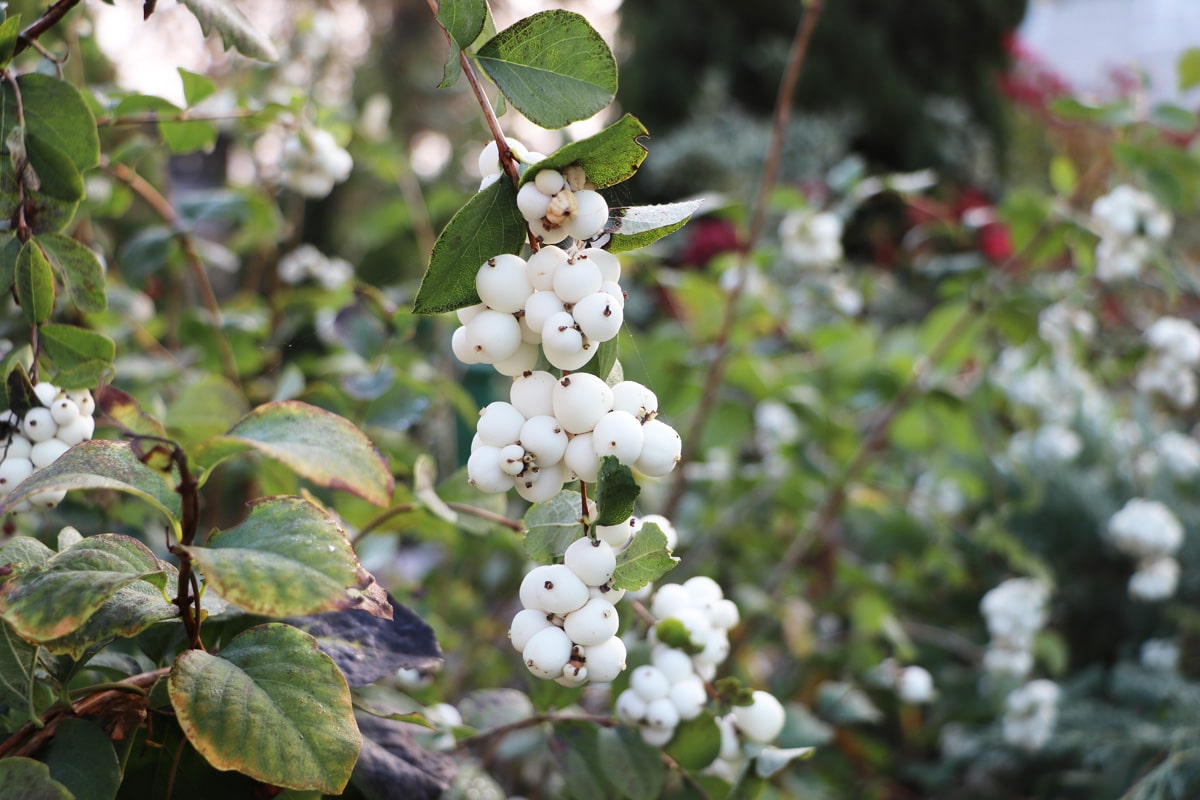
[445,501,524,532]
[664,0,824,518]
[13,0,81,58]
[103,160,241,387]
[95,110,258,128]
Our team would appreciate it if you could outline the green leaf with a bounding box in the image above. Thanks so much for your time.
[437,0,495,88]
[0,757,73,799]
[655,617,702,655]
[522,490,585,563]
[0,15,22,70]
[95,385,169,440]
[184,496,373,618]
[39,232,108,312]
[42,718,122,800]
[1149,102,1198,133]
[0,620,39,725]
[1048,156,1076,197]
[169,623,361,793]
[596,725,666,800]
[594,456,639,526]
[607,200,704,253]
[0,534,167,644]
[179,0,279,61]
[437,0,488,52]
[520,114,648,191]
[178,68,216,106]
[0,439,182,524]
[412,178,527,314]
[166,373,249,447]
[1,74,100,171]
[196,401,395,506]
[38,323,115,368]
[5,360,38,418]
[41,568,180,659]
[664,712,721,771]
[0,231,19,291]
[15,240,55,326]
[44,359,113,392]
[551,720,611,800]
[1180,48,1200,91]
[160,118,219,155]
[474,11,617,130]
[611,522,678,591]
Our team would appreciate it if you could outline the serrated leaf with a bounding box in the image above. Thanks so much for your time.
[520,114,648,190]
[0,534,167,644]
[184,496,373,618]
[594,456,639,526]
[196,401,394,506]
[289,594,442,688]
[611,522,678,591]
[38,233,107,313]
[0,758,73,798]
[38,323,115,368]
[42,718,122,800]
[1180,48,1200,91]
[178,68,216,107]
[412,178,526,314]
[179,0,279,61]
[15,240,55,326]
[522,490,585,563]
[664,712,721,771]
[475,11,616,130]
[0,439,182,522]
[606,200,704,253]
[596,724,666,800]
[169,623,360,793]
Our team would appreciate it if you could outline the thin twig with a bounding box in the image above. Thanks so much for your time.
[454,712,616,751]
[445,501,524,531]
[13,0,81,58]
[664,0,824,518]
[95,110,258,127]
[103,160,241,387]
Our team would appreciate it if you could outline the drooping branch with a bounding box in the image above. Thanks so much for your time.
[13,0,82,59]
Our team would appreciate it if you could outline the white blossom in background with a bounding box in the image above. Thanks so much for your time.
[1090,185,1171,282]
[278,244,355,290]
[1129,557,1180,602]
[1002,679,1061,751]
[1008,424,1083,466]
[1152,431,1200,479]
[1107,498,1185,602]
[1140,638,1180,672]
[1037,302,1095,355]
[1136,317,1200,409]
[779,209,843,268]
[980,578,1050,680]
[278,127,354,198]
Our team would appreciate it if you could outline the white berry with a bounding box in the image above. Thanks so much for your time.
[510,371,558,419]
[564,190,609,241]
[463,309,523,363]
[509,608,555,652]
[630,664,671,702]
[635,420,682,477]
[522,625,573,679]
[563,597,619,646]
[552,257,603,304]
[564,537,617,587]
[55,416,95,447]
[519,415,569,467]
[731,691,786,744]
[32,382,60,407]
[571,292,624,342]
[534,169,566,196]
[615,689,647,724]
[553,374,613,435]
[564,433,601,483]
[467,446,513,494]
[476,254,533,314]
[519,564,590,615]
[476,401,526,448]
[30,439,70,469]
[517,182,552,221]
[0,458,33,495]
[498,443,527,476]
[583,635,627,683]
[591,410,645,465]
[526,246,568,292]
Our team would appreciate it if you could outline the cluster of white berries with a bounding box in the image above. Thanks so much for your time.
[1001,679,1061,752]
[277,244,354,290]
[467,373,681,501]
[870,658,936,704]
[279,127,354,199]
[1135,317,1200,410]
[1106,498,1183,602]
[980,577,1050,680]
[779,209,843,269]
[0,382,96,511]
[1090,184,1171,282]
[452,246,626,374]
[509,534,628,687]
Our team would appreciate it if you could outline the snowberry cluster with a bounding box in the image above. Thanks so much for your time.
[870,658,936,704]
[1135,317,1200,410]
[1106,498,1183,602]
[1001,679,1061,752]
[1090,184,1172,283]
[467,373,682,501]
[0,382,96,511]
[278,127,353,199]
[509,534,628,687]
[979,577,1050,680]
[516,166,609,245]
[708,691,789,781]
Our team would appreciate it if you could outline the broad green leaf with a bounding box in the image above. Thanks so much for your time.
[45,359,113,391]
[523,490,585,563]
[95,385,169,439]
[0,74,100,171]
[1149,102,1198,133]
[166,373,249,446]
[437,0,488,52]
[169,623,361,793]
[15,240,55,325]
[0,534,167,643]
[1180,48,1200,91]
[437,1,496,88]
[0,535,53,567]
[0,231,19,290]
[0,758,73,799]
[160,118,219,155]
[596,726,665,800]
[38,323,116,368]
[1048,156,1076,197]
[184,495,372,618]
[551,720,611,800]
[0,15,21,70]
[0,620,39,724]
[474,11,617,130]
[664,712,721,771]
[611,522,678,591]
[412,178,526,314]
[39,233,108,312]
[0,439,182,523]
[594,457,639,526]
[5,360,38,418]
[179,0,279,61]
[196,401,394,506]
[520,114,648,190]
[42,718,122,800]
[607,200,704,253]
[178,68,216,106]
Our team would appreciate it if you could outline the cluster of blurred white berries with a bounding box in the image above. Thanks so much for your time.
[278,127,353,199]
[1090,184,1171,283]
[1001,679,1061,752]
[467,373,681,501]
[1106,498,1183,602]
[980,577,1050,680]
[0,382,95,511]
[509,534,628,687]
[1135,317,1200,410]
